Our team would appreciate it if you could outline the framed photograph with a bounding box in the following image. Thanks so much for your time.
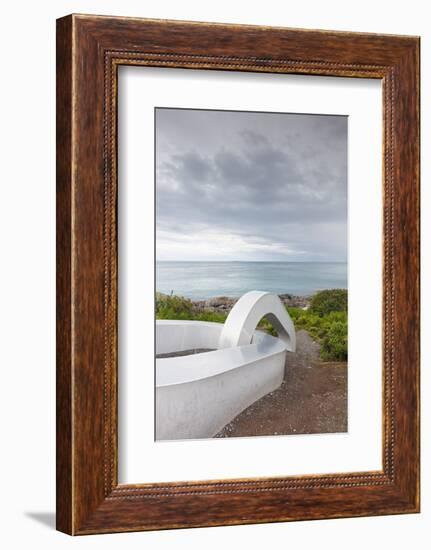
[56,14,420,534]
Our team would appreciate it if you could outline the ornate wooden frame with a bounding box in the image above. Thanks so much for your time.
[56,14,420,534]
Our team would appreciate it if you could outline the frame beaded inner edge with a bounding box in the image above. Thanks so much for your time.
[102,50,395,498]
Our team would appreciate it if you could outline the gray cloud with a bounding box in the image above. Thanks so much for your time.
[156,108,347,261]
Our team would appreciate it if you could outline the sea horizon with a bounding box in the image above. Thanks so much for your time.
[156,260,347,301]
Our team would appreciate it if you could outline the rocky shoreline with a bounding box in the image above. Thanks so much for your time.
[190,293,311,315]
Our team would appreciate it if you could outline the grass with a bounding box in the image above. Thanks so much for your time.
[155,293,228,323]
[156,289,348,362]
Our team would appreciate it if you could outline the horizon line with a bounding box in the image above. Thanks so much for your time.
[156,260,347,263]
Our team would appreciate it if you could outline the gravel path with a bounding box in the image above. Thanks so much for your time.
[215,330,347,438]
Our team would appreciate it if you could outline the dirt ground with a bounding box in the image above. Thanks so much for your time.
[215,330,347,438]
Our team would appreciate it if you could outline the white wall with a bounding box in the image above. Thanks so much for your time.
[0,0,428,548]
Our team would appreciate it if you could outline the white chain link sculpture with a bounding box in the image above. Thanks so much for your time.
[156,291,296,440]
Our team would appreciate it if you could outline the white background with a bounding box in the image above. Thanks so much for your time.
[119,67,382,483]
[0,1,428,548]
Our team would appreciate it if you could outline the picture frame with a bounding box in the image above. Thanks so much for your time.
[56,14,420,535]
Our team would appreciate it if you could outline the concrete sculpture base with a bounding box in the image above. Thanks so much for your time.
[156,291,296,441]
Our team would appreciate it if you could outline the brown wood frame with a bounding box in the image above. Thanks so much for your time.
[56,14,420,535]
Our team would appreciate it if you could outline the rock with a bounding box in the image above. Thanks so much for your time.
[205,296,236,308]
[192,294,311,313]
[279,294,311,308]
[189,293,312,316]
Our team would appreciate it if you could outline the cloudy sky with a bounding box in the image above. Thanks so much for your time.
[156,108,347,262]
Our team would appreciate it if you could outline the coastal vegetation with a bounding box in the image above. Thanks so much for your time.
[156,289,348,362]
[287,289,348,361]
[156,293,227,323]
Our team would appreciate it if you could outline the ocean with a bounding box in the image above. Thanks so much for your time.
[156,261,347,300]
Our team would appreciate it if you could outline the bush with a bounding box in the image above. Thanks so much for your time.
[156,293,228,323]
[309,289,347,317]
[320,319,348,361]
[287,306,348,362]
[155,292,193,320]
[258,317,278,336]
[194,310,228,323]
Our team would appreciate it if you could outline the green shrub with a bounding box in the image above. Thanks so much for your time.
[194,310,228,323]
[155,293,228,324]
[309,289,347,317]
[257,317,278,336]
[155,293,193,320]
[287,306,348,361]
[320,319,348,361]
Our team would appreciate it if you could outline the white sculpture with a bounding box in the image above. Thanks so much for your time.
[155,291,296,440]
[218,290,296,350]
